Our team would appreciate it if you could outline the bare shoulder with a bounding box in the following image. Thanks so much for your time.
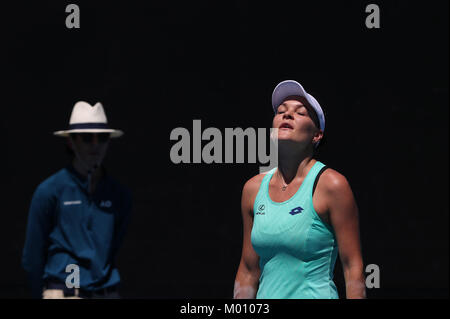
[318,168,353,196]
[242,173,266,198]
[241,172,268,213]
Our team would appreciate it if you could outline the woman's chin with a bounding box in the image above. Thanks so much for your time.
[277,131,294,140]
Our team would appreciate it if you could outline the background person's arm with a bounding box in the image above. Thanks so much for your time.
[325,170,366,299]
[22,185,55,299]
[233,176,262,299]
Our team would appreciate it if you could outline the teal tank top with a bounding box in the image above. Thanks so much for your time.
[251,161,339,299]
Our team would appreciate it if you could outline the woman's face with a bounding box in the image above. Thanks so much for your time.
[272,96,322,146]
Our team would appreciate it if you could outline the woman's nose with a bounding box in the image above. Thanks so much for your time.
[282,110,294,119]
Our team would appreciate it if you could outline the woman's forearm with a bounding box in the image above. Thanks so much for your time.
[233,268,259,299]
[344,267,366,299]
[344,266,366,299]
[233,281,257,299]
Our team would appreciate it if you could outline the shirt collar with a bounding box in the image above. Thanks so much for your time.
[66,164,108,192]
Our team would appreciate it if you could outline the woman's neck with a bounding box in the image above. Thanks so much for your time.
[277,141,315,184]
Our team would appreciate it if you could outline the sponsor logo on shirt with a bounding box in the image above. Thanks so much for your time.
[63,200,82,206]
[256,204,265,215]
[289,206,303,215]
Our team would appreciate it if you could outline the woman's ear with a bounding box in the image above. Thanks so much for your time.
[313,130,324,144]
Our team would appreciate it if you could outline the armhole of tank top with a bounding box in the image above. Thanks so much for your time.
[312,165,328,196]
[311,165,335,233]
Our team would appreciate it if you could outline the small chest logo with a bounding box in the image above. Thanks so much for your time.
[100,200,112,208]
[289,206,303,215]
[256,204,265,215]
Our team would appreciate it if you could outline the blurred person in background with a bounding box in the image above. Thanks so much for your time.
[22,101,132,299]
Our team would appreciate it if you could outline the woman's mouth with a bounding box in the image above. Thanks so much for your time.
[279,122,294,130]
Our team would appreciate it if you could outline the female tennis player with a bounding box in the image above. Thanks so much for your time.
[233,80,366,299]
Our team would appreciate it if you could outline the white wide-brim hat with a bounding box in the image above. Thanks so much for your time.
[54,101,123,138]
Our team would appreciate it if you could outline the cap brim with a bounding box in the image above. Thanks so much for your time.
[272,80,311,111]
[54,129,124,138]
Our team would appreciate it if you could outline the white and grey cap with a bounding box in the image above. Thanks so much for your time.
[271,80,325,132]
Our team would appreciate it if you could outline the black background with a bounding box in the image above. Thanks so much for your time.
[1,0,448,298]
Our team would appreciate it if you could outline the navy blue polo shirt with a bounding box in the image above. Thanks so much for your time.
[22,165,132,298]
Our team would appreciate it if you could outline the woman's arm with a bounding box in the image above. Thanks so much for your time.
[233,176,262,299]
[324,170,366,299]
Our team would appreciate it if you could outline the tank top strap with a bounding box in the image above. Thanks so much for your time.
[253,167,277,211]
[260,167,277,189]
[300,160,326,197]
[308,161,326,181]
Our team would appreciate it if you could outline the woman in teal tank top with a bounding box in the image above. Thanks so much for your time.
[233,81,366,299]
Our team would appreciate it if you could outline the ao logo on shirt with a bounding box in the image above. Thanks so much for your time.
[100,200,112,208]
